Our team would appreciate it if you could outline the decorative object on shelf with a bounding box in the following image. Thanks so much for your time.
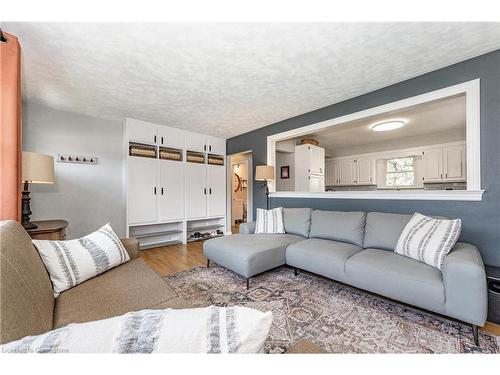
[255,165,275,210]
[129,143,156,158]
[159,147,182,161]
[280,165,290,179]
[299,138,319,146]
[21,152,55,230]
[208,154,224,165]
[186,151,205,163]
[26,219,68,240]
[57,154,98,164]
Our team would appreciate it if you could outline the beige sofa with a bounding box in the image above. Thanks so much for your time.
[0,220,190,345]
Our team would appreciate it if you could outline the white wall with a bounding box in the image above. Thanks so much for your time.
[276,151,295,191]
[22,102,126,238]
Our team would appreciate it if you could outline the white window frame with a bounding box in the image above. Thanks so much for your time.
[383,156,417,188]
[266,79,483,201]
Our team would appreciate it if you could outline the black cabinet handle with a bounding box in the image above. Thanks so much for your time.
[154,187,157,195]
[209,188,212,194]
[161,187,164,195]
[161,136,164,145]
[209,145,212,152]
[154,135,157,143]
[204,188,207,195]
[204,145,206,151]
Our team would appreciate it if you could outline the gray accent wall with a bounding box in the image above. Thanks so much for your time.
[227,50,500,267]
[22,102,126,238]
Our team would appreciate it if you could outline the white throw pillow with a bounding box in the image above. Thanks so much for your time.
[394,212,461,270]
[0,306,273,353]
[254,207,285,234]
[33,223,130,297]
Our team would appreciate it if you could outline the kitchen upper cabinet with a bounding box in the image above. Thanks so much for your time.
[444,145,466,182]
[127,157,158,224]
[186,162,207,219]
[326,160,340,185]
[295,144,325,175]
[185,131,207,153]
[356,158,376,185]
[339,159,356,185]
[126,118,158,144]
[157,126,185,148]
[206,136,226,155]
[423,148,443,182]
[207,165,226,217]
[158,160,185,221]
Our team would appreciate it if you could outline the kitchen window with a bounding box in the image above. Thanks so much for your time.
[385,157,415,187]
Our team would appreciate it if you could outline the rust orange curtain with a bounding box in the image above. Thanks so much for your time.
[0,32,22,221]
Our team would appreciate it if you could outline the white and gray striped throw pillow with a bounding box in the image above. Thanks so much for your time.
[254,207,285,234]
[33,223,130,297]
[394,212,461,270]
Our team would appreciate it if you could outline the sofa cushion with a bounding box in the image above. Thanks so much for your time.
[203,234,304,278]
[286,238,362,282]
[255,207,285,234]
[345,249,445,313]
[53,258,178,328]
[0,221,55,344]
[309,210,366,247]
[363,212,412,250]
[282,208,312,238]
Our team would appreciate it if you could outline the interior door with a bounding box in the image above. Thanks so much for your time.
[444,145,466,182]
[127,157,158,224]
[339,159,355,185]
[207,165,226,217]
[356,158,375,185]
[423,148,443,182]
[158,159,185,221]
[186,163,207,218]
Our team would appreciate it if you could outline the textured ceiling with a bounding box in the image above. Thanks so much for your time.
[3,22,500,138]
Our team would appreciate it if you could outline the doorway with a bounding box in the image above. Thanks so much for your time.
[226,151,252,234]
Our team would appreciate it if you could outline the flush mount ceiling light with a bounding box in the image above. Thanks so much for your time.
[370,120,406,132]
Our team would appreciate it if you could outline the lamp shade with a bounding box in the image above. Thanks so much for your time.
[255,165,274,181]
[22,151,55,183]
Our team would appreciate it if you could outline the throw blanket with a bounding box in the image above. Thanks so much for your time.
[1,306,273,354]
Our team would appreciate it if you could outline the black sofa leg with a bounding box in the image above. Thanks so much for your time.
[472,325,479,346]
[294,268,298,276]
[207,259,210,268]
[246,278,250,290]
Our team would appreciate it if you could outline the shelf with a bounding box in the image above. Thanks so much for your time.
[134,229,183,239]
[129,142,157,159]
[159,147,183,161]
[187,151,205,164]
[187,234,224,243]
[140,240,183,250]
[208,154,224,166]
[187,224,225,232]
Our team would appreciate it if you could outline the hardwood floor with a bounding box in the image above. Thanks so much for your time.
[140,239,499,337]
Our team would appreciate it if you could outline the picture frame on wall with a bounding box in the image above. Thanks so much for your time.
[281,165,290,179]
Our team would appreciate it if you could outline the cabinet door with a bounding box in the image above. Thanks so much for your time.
[310,146,325,175]
[158,160,185,221]
[185,131,207,153]
[126,118,158,144]
[157,126,185,148]
[423,148,443,182]
[127,157,158,224]
[207,165,226,217]
[325,160,338,185]
[206,136,226,155]
[444,145,466,181]
[356,158,375,185]
[186,163,207,219]
[309,174,325,192]
[339,159,356,185]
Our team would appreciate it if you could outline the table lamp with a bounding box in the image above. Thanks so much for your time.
[21,151,55,229]
[255,165,274,210]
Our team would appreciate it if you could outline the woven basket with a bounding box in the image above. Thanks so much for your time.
[300,138,319,146]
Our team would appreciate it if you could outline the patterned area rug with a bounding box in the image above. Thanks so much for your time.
[164,266,499,354]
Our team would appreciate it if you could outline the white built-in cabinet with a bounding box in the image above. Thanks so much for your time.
[125,118,226,249]
[327,158,375,186]
[423,144,466,183]
[294,144,325,192]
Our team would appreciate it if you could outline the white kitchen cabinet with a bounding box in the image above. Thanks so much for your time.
[127,157,158,224]
[308,174,325,192]
[157,126,185,148]
[422,148,443,182]
[294,144,325,191]
[207,165,226,217]
[356,158,376,185]
[326,160,340,185]
[185,131,207,153]
[339,159,356,185]
[126,118,158,144]
[444,145,466,182]
[186,162,208,219]
[158,160,185,221]
[206,136,226,155]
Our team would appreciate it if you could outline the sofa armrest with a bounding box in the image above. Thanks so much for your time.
[239,222,256,234]
[442,242,487,326]
[121,238,140,260]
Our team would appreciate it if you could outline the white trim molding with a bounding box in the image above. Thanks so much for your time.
[266,79,483,201]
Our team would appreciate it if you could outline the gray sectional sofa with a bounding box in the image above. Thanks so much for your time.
[203,208,488,345]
